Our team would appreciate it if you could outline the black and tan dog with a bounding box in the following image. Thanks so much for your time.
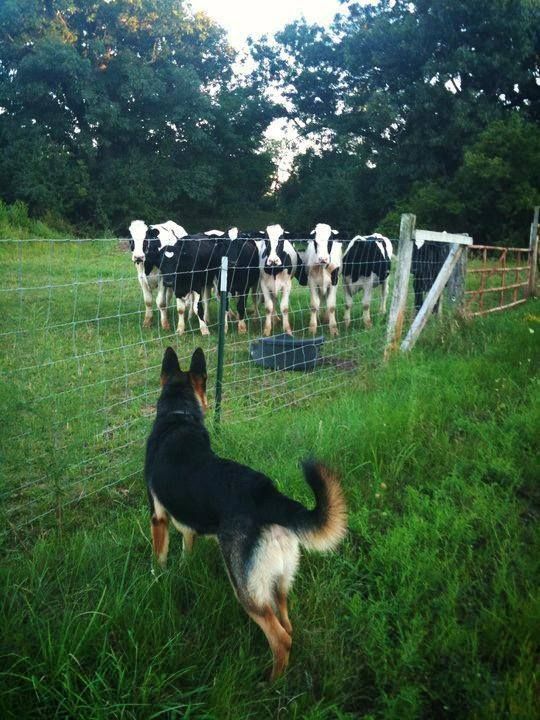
[145,346,347,680]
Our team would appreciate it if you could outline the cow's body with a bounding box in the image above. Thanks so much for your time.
[302,224,343,336]
[342,233,393,328]
[257,225,299,336]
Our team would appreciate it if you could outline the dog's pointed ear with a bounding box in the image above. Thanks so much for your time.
[189,348,208,412]
[161,346,180,384]
[189,347,206,377]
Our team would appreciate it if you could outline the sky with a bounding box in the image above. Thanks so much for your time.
[188,0,344,48]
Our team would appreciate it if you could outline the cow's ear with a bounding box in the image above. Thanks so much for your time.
[189,348,207,411]
[148,228,160,239]
[161,346,181,385]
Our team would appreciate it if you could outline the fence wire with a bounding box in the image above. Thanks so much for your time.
[1,234,527,541]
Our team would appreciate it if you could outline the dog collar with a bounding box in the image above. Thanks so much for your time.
[167,410,199,422]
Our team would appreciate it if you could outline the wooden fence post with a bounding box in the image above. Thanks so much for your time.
[384,213,415,360]
[528,206,539,298]
[401,243,463,352]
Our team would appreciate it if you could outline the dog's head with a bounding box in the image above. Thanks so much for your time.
[159,346,208,414]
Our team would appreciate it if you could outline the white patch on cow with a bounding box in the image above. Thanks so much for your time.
[151,220,188,246]
[164,250,174,258]
[228,227,238,240]
[204,229,225,237]
[370,232,393,259]
[415,236,425,249]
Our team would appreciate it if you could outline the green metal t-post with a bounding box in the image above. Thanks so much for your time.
[214,255,228,430]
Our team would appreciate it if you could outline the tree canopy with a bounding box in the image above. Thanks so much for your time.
[0,0,538,241]
[0,0,275,231]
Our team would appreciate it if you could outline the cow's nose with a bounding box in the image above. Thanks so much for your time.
[319,256,329,264]
[133,255,144,264]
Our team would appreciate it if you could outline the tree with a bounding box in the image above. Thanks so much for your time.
[0,0,277,231]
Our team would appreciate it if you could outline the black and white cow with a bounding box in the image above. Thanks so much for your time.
[127,220,187,329]
[257,224,299,336]
[342,233,393,328]
[411,239,450,313]
[301,223,343,336]
[218,228,262,334]
[158,235,223,335]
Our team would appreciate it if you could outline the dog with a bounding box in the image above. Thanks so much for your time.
[145,346,347,681]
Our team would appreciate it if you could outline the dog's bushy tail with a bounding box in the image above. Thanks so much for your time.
[295,459,347,551]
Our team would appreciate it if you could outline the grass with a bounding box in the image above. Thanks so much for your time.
[0,238,539,718]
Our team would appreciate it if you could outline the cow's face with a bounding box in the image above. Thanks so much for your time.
[128,221,160,264]
[310,223,338,265]
[265,224,286,266]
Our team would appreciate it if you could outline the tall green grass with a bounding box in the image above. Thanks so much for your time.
[1,271,538,719]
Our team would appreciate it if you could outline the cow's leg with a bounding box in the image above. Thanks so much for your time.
[280,279,293,336]
[202,286,211,324]
[156,277,171,331]
[138,273,154,328]
[176,296,186,335]
[237,292,247,334]
[327,283,339,336]
[193,290,210,336]
[309,279,320,335]
[344,280,354,329]
[261,281,274,337]
[362,275,374,329]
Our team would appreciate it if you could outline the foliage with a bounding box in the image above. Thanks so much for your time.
[0,0,276,231]
[255,0,540,239]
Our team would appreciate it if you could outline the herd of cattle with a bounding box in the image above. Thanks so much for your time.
[125,220,449,337]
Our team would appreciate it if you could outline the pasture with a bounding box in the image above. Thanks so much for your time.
[0,238,538,719]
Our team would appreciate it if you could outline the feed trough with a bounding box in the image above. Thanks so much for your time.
[249,333,324,372]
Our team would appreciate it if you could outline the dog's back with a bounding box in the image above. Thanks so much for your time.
[145,346,347,681]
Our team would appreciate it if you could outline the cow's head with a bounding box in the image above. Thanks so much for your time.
[128,220,160,264]
[265,224,286,266]
[310,223,339,265]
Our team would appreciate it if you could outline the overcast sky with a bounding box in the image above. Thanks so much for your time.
[188,0,345,47]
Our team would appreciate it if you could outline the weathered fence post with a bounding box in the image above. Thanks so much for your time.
[447,242,469,312]
[384,213,415,360]
[401,243,464,352]
[528,205,539,298]
[214,255,228,430]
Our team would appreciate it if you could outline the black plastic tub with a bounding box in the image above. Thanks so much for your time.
[249,333,324,372]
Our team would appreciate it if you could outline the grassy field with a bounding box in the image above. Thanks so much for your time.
[0,239,539,719]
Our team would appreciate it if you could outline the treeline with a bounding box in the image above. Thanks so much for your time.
[0,0,538,243]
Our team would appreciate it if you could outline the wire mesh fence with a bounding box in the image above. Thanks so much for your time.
[0,224,535,542]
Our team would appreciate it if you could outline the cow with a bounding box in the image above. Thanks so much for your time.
[218,228,262,334]
[158,235,223,336]
[127,219,187,329]
[256,224,299,337]
[411,239,450,313]
[301,223,343,336]
[342,233,393,328]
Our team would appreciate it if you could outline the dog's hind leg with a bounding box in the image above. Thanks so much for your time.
[274,580,293,636]
[245,604,292,681]
[150,496,170,568]
[151,514,169,568]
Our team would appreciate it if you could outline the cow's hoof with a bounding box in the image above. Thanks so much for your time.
[238,321,247,334]
[200,327,210,337]
[161,321,171,331]
[143,319,152,329]
[330,327,339,337]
